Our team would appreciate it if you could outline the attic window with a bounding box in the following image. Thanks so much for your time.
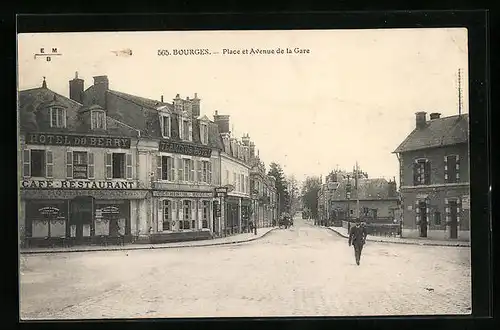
[50,107,66,128]
[91,110,106,130]
[160,115,171,138]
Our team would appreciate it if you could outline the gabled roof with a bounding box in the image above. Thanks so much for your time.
[394,114,469,153]
[108,90,173,111]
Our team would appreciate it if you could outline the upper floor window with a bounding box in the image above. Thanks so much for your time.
[66,151,94,179]
[179,118,192,141]
[106,152,133,179]
[199,160,212,184]
[50,107,66,128]
[22,149,53,178]
[156,155,175,181]
[413,159,430,186]
[160,115,171,138]
[200,123,209,145]
[91,110,106,130]
[445,155,460,183]
[179,158,194,182]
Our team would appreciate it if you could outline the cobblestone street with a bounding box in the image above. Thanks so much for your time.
[19,218,471,319]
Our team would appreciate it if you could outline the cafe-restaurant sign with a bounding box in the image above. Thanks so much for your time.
[159,140,212,158]
[26,133,131,149]
[21,180,137,189]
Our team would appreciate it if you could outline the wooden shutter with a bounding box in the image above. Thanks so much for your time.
[105,153,113,179]
[412,162,419,185]
[208,160,213,184]
[157,200,163,232]
[171,198,177,229]
[156,156,162,180]
[198,200,203,229]
[188,122,193,141]
[424,161,431,184]
[66,151,73,179]
[196,160,201,182]
[126,154,133,179]
[189,159,194,182]
[88,152,95,179]
[22,149,31,178]
[191,200,196,228]
[178,157,183,181]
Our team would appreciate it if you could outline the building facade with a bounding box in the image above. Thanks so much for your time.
[19,77,149,247]
[320,170,399,225]
[394,112,470,241]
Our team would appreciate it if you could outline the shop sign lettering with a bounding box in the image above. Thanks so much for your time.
[153,190,213,198]
[38,206,60,215]
[159,140,212,158]
[26,133,131,149]
[21,180,137,190]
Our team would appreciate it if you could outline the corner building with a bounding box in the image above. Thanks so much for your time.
[19,77,148,247]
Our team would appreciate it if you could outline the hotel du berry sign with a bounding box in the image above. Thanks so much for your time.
[26,133,131,149]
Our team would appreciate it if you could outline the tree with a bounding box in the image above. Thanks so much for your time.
[301,176,322,219]
[286,175,300,216]
[268,162,290,214]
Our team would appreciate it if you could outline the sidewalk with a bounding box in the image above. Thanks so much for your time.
[327,226,470,247]
[20,227,277,255]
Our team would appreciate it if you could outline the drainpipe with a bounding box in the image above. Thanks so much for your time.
[134,129,141,239]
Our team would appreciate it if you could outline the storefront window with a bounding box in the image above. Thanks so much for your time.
[181,200,191,229]
[202,201,209,228]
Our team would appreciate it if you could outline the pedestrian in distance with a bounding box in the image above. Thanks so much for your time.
[348,218,368,265]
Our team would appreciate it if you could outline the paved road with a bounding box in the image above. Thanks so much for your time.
[20,217,471,319]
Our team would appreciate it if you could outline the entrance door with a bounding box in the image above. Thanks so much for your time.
[70,197,93,242]
[419,202,428,237]
[449,201,458,239]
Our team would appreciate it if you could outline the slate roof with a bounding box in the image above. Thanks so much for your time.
[330,178,397,201]
[104,90,223,150]
[18,87,137,137]
[394,114,469,153]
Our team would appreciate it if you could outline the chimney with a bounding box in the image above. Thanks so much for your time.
[161,95,164,103]
[242,133,250,146]
[93,75,109,89]
[415,111,427,129]
[429,112,441,120]
[69,71,84,103]
[213,111,230,133]
[388,180,397,198]
[42,76,47,89]
[249,141,255,158]
[192,93,200,118]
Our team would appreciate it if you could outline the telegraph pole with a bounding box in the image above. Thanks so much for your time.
[355,161,360,222]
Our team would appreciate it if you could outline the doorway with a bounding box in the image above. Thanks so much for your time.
[418,201,428,238]
[70,196,93,243]
[449,200,458,239]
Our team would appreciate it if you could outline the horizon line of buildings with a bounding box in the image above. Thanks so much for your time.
[18,73,278,247]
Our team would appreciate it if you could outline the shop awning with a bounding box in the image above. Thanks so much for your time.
[20,189,149,200]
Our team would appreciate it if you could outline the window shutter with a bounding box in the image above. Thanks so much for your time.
[190,159,194,182]
[178,157,183,181]
[66,151,73,179]
[208,160,213,184]
[126,153,133,179]
[424,161,431,184]
[412,162,419,185]
[191,200,196,226]
[188,122,193,141]
[45,150,53,178]
[157,200,163,232]
[156,156,162,180]
[23,149,31,178]
[169,157,175,181]
[105,153,113,179]
[88,152,95,179]
[198,200,203,229]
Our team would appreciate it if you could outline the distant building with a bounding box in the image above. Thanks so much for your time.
[393,112,469,241]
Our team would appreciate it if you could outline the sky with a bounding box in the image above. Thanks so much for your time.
[17,29,468,185]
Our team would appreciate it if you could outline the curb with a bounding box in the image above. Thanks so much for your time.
[326,227,470,248]
[20,228,278,255]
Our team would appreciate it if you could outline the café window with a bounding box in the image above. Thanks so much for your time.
[50,107,66,128]
[160,115,171,138]
[202,201,210,228]
[23,149,53,178]
[106,152,133,179]
[163,200,171,231]
[200,123,209,145]
[413,159,431,186]
[156,155,175,181]
[91,110,106,130]
[179,200,192,230]
[66,151,94,179]
[434,211,442,225]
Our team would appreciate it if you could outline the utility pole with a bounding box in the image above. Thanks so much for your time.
[355,161,360,222]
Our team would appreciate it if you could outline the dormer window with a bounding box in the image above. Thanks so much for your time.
[160,115,171,138]
[200,123,209,145]
[50,107,66,128]
[179,116,192,141]
[91,110,106,130]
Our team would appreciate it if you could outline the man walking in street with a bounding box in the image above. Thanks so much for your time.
[348,218,367,265]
